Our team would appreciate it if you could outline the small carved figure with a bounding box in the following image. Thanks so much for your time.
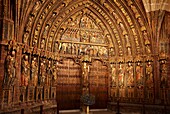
[32,38,38,47]
[47,42,52,51]
[127,46,132,55]
[130,4,140,18]
[60,43,67,54]
[143,31,150,45]
[119,22,126,31]
[145,45,151,54]
[23,32,29,44]
[26,15,34,32]
[54,41,59,52]
[81,31,89,42]
[43,24,50,37]
[89,46,94,56]
[80,17,86,28]
[4,50,17,87]
[40,39,45,49]
[137,17,144,27]
[72,44,78,55]
[67,43,72,54]
[21,55,30,86]
[109,47,115,56]
[31,1,41,16]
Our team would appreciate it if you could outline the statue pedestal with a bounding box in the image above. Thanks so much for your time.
[81,105,93,114]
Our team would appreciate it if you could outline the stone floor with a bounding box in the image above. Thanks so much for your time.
[59,109,141,114]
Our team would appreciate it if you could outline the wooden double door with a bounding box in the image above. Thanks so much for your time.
[56,59,108,110]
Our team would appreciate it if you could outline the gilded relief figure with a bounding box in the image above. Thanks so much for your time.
[160,60,168,87]
[146,61,153,88]
[145,45,151,54]
[110,64,116,87]
[118,63,124,87]
[143,31,150,45]
[72,44,78,55]
[109,47,115,56]
[81,31,89,42]
[31,57,38,86]
[60,43,67,54]
[54,41,59,52]
[80,17,88,28]
[21,55,30,86]
[136,62,143,87]
[31,1,41,16]
[67,43,72,54]
[32,38,38,47]
[126,62,134,87]
[4,50,17,87]
[40,39,45,49]
[26,15,34,32]
[23,32,29,44]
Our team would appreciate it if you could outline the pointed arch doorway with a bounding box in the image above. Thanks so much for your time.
[55,7,110,110]
[20,0,155,112]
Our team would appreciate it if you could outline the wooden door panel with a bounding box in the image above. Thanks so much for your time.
[89,60,108,109]
[56,59,81,110]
